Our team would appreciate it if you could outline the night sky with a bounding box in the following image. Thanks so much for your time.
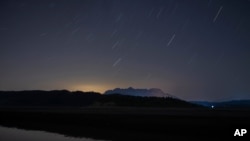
[0,0,250,101]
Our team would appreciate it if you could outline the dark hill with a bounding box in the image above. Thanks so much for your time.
[0,90,101,107]
[97,94,198,108]
[0,90,199,108]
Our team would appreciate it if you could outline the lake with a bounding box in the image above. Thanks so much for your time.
[0,126,107,141]
[1,108,249,140]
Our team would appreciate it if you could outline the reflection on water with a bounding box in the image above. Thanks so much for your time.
[0,126,107,141]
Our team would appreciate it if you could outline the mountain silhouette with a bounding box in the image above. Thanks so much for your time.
[104,87,176,98]
[0,90,198,108]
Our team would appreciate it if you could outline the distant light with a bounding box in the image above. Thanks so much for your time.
[211,105,214,109]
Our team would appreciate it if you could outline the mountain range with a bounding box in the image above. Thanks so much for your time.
[104,87,250,109]
[0,88,249,109]
[104,87,176,98]
[0,89,197,108]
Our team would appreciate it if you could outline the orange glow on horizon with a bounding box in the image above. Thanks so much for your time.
[69,84,110,94]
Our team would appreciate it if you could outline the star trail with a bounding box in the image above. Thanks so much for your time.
[0,0,250,101]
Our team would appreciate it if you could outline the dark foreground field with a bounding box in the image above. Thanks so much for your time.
[0,107,250,140]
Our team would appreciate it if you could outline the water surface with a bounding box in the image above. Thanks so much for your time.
[0,126,107,141]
